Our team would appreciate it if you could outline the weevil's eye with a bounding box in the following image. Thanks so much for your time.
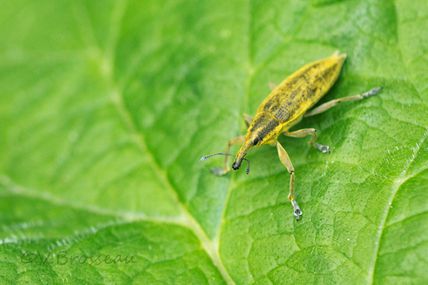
[253,137,261,145]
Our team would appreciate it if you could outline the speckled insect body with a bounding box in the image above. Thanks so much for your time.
[242,53,346,149]
[201,52,382,220]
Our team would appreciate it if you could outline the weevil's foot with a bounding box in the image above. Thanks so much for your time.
[362,86,383,98]
[314,143,330,154]
[291,200,302,221]
[210,167,230,176]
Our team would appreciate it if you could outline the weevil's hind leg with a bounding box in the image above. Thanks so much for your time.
[284,128,330,153]
[304,86,382,117]
[276,142,302,220]
[243,113,253,128]
[211,135,245,176]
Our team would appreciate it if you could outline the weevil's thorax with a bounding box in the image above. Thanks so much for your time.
[245,112,283,146]
[232,112,281,170]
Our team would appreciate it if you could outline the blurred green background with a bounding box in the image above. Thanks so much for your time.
[0,0,427,284]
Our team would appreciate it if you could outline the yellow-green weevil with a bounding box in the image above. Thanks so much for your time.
[201,51,382,220]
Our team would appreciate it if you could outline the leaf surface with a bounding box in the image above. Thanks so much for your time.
[0,0,427,284]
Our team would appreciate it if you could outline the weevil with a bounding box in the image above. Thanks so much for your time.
[201,51,382,220]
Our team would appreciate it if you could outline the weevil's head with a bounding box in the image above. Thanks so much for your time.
[231,134,261,171]
[231,142,250,170]
[233,111,280,171]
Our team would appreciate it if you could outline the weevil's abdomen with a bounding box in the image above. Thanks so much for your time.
[263,52,346,124]
[247,52,347,145]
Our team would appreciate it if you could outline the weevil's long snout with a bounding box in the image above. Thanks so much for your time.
[232,154,251,174]
[232,141,252,172]
[232,146,246,170]
[232,159,242,170]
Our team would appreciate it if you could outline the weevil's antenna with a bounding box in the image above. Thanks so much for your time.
[200,153,251,174]
[200,152,232,160]
[244,157,250,174]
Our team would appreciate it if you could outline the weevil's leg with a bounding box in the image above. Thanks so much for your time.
[243,113,253,128]
[284,128,330,153]
[211,135,245,176]
[276,142,302,220]
[304,86,382,117]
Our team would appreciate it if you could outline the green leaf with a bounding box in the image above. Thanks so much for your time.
[1,0,427,284]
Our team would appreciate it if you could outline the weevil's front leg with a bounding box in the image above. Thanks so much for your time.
[304,86,382,117]
[211,136,245,176]
[268,82,277,91]
[276,142,302,220]
[243,113,253,128]
[284,128,330,153]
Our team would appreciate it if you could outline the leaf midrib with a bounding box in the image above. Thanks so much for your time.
[367,129,428,284]
[110,84,235,285]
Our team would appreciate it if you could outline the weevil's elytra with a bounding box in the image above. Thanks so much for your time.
[201,51,382,220]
